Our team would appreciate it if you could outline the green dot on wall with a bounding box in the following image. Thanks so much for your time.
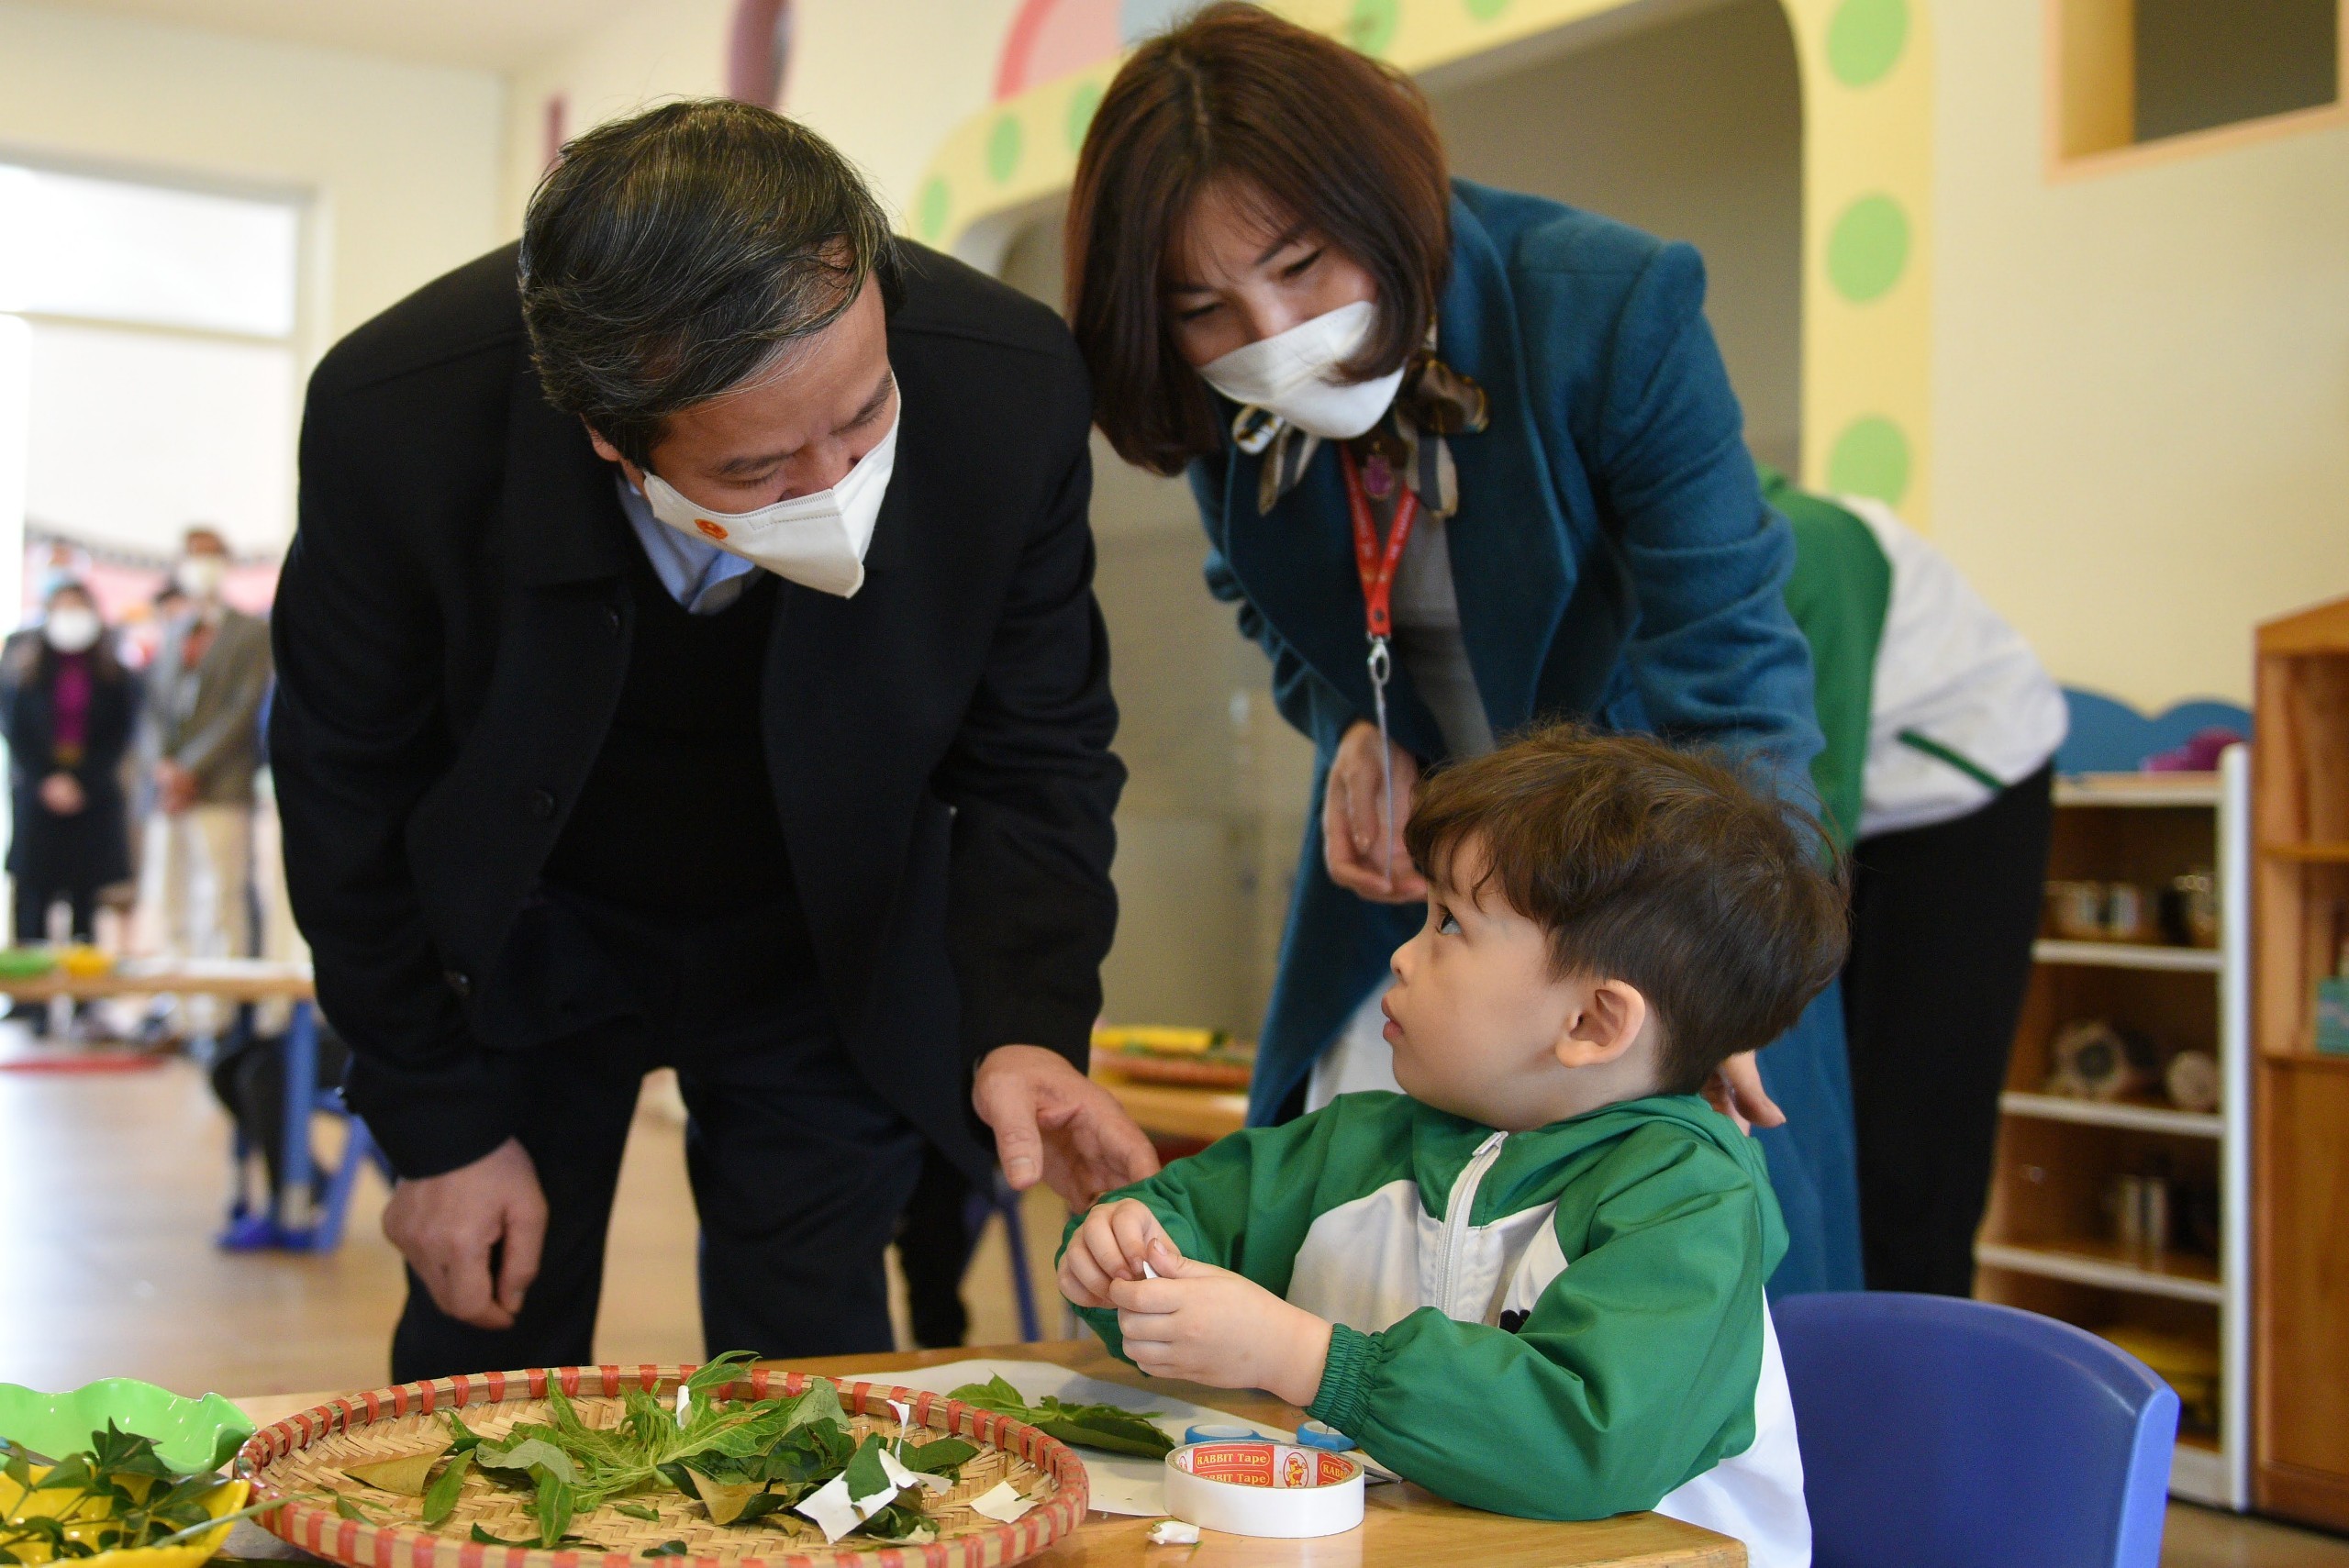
[1826,0,1908,88]
[917,177,951,243]
[985,115,1023,184]
[1350,0,1400,55]
[1826,194,1909,303]
[1827,417,1911,506]
[1465,0,1511,20]
[1066,81,1104,153]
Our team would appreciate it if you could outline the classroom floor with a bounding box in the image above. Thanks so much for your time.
[1,1049,2343,1567]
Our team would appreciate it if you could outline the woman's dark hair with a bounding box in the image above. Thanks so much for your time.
[1066,2,1453,475]
[519,99,902,470]
[1405,725,1850,1096]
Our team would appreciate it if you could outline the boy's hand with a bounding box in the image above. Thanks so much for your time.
[1059,1197,1170,1309]
[1108,1239,1334,1410]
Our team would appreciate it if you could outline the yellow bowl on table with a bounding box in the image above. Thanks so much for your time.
[0,1468,248,1568]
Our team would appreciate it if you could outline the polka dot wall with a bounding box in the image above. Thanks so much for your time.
[916,0,1933,519]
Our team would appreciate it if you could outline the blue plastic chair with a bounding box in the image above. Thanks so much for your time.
[1775,1292,2177,1568]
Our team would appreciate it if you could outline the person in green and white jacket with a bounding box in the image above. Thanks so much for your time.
[1059,726,1847,1566]
[1766,469,2065,1300]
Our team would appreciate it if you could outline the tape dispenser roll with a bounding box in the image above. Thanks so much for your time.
[1163,1439,1365,1538]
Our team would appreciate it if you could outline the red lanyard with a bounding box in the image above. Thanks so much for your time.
[1340,445,1418,883]
[1341,446,1420,641]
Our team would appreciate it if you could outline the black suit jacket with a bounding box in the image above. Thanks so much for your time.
[272,241,1123,1180]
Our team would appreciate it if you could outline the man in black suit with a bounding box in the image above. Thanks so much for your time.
[272,101,1155,1379]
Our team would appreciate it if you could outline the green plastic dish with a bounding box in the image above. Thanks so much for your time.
[0,1379,253,1473]
[0,948,56,979]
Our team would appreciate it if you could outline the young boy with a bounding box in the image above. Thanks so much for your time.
[1057,726,1846,1566]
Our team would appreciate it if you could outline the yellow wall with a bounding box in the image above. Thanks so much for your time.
[501,0,1021,236]
[0,0,506,350]
[1929,0,2349,709]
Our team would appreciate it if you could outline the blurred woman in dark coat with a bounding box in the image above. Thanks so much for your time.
[6,581,138,951]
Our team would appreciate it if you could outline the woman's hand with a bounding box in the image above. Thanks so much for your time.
[1704,1051,1787,1135]
[38,773,84,816]
[1324,720,1426,904]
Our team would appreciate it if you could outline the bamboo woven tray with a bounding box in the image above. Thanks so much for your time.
[236,1364,1088,1568]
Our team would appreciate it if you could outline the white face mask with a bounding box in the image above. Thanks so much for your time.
[43,608,100,654]
[640,408,899,599]
[1198,299,1406,441]
[178,555,228,600]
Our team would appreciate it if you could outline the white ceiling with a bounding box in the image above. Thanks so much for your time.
[57,0,645,71]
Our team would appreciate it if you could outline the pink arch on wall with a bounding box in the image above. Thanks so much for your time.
[995,0,1121,101]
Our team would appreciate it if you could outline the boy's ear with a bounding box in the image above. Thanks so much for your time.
[1553,978,1650,1070]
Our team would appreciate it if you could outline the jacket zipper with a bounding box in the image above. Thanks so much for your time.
[1435,1130,1508,1318]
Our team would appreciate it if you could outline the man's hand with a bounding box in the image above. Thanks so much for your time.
[1108,1237,1333,1409]
[1323,720,1426,904]
[1704,1051,1787,1135]
[153,760,196,815]
[37,773,84,816]
[1058,1197,1169,1309]
[381,1137,548,1330]
[974,1044,1160,1208]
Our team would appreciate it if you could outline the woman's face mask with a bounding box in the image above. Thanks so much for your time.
[640,408,899,599]
[43,607,100,654]
[1198,300,1405,440]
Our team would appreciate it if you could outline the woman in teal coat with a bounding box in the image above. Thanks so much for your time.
[1065,4,1858,1292]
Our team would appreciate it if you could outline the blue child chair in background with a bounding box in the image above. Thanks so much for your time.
[1776,1292,2177,1568]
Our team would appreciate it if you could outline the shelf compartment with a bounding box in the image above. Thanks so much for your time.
[2034,939,2222,973]
[1975,1239,2221,1303]
[2000,1091,2222,1138]
[2056,773,2221,809]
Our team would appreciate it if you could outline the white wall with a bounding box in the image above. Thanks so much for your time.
[0,0,507,349]
[1931,0,2349,711]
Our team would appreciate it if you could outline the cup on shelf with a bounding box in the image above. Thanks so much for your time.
[2162,870,2220,948]
[2103,883,2154,942]
[2047,880,2109,940]
[2110,1173,2172,1255]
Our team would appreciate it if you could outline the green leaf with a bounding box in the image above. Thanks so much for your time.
[476,1437,580,1486]
[445,1412,483,1456]
[945,1381,1174,1456]
[839,1436,891,1504]
[683,1353,757,1405]
[421,1451,472,1527]
[609,1502,661,1522]
[639,1541,689,1558]
[780,1383,845,1436]
[470,1525,602,1549]
[333,1496,382,1524]
[531,1472,574,1550]
[900,1438,976,1474]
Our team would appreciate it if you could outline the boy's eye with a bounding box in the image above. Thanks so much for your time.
[1434,906,1461,937]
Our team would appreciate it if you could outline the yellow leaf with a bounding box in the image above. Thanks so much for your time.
[344,1440,451,1497]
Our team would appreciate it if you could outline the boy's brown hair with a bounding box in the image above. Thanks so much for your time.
[1403,725,1849,1096]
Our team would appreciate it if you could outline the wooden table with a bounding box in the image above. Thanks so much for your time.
[1091,1066,1249,1145]
[232,1341,1740,1567]
[0,956,314,1002]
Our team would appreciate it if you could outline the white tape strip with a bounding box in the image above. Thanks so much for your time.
[1162,1440,1364,1539]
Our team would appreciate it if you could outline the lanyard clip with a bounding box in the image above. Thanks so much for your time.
[1366,634,1392,691]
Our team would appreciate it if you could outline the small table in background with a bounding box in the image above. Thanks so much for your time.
[0,958,379,1251]
[229,1340,1744,1567]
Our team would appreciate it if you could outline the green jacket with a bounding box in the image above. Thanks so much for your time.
[1065,1093,1809,1563]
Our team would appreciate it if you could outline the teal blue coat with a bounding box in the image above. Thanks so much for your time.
[1187,181,1860,1293]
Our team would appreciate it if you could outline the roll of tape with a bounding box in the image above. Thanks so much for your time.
[1184,1422,1263,1445]
[1163,1440,1364,1539]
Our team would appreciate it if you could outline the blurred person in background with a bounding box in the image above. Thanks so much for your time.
[4,582,138,1025]
[138,527,273,1026]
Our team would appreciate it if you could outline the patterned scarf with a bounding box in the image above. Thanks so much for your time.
[1229,338,1490,517]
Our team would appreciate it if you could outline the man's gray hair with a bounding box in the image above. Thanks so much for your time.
[519,99,901,469]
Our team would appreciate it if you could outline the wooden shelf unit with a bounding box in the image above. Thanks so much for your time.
[1975,758,2251,1508]
[2254,595,2349,1529]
